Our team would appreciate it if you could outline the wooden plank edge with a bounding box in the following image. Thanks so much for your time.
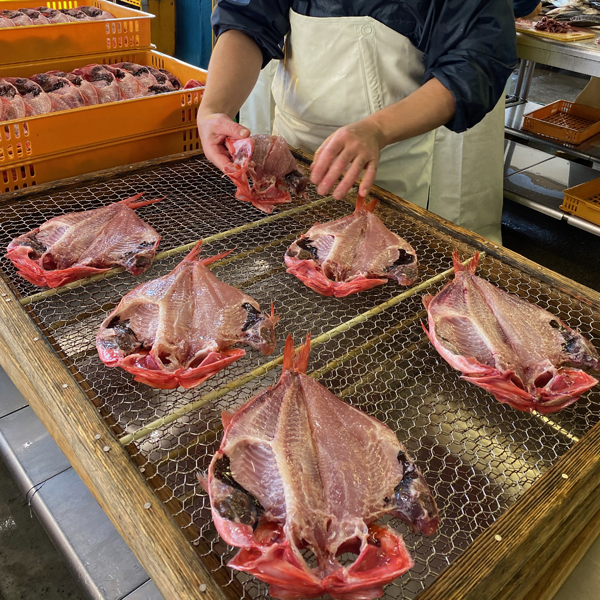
[414,417,600,600]
[493,477,600,600]
[522,504,600,600]
[0,276,230,600]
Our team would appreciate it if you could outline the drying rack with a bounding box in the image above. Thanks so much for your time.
[1,149,600,600]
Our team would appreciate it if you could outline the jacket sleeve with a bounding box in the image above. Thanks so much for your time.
[513,0,541,18]
[423,0,517,132]
[212,0,292,68]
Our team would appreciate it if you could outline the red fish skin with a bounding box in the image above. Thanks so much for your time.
[225,135,308,214]
[96,241,278,389]
[205,335,438,600]
[286,196,418,296]
[423,252,600,413]
[6,193,162,288]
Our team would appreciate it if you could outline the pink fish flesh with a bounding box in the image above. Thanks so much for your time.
[286,195,418,297]
[0,80,26,122]
[225,135,308,214]
[423,252,600,414]
[7,193,162,288]
[3,77,52,116]
[28,73,87,111]
[17,8,50,24]
[204,335,438,600]
[96,241,278,389]
[71,65,124,104]
[0,9,33,26]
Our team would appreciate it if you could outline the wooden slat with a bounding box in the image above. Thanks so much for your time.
[0,276,231,600]
[521,507,600,600]
[493,484,600,600]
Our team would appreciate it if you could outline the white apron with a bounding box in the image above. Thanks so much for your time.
[428,96,506,245]
[243,10,435,208]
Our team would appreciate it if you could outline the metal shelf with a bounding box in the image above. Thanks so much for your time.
[503,139,600,236]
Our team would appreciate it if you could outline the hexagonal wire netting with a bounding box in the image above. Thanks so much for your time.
[2,153,600,600]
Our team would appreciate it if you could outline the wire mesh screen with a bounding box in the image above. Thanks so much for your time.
[2,153,600,600]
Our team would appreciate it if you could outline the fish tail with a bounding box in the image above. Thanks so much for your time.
[355,193,378,213]
[201,248,235,266]
[282,335,296,372]
[184,240,204,262]
[296,333,311,374]
[282,333,312,374]
[452,250,479,274]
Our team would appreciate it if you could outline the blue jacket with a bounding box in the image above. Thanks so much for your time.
[212,0,518,133]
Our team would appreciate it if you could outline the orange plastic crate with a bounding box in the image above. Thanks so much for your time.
[0,124,201,193]
[561,177,600,226]
[522,100,600,145]
[0,50,205,167]
[0,0,153,66]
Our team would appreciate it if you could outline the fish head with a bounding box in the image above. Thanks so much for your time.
[240,302,277,355]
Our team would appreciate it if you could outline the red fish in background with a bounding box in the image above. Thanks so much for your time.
[96,241,278,389]
[225,134,307,213]
[7,193,162,288]
[285,194,418,297]
[203,334,438,600]
[423,252,600,413]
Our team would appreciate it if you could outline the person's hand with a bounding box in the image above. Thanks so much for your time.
[310,119,385,200]
[197,112,250,172]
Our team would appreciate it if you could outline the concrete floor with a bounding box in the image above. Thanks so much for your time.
[0,458,86,600]
[0,64,599,599]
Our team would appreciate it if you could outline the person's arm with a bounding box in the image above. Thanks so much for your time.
[313,0,516,201]
[310,79,455,200]
[197,30,263,172]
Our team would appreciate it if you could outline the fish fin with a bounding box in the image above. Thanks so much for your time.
[270,301,281,326]
[201,248,235,266]
[452,250,479,274]
[221,410,234,430]
[355,193,366,212]
[282,335,295,372]
[118,192,145,205]
[125,195,166,209]
[296,333,311,374]
[184,240,204,262]
[365,197,378,213]
[197,472,209,493]
[181,240,234,266]
[355,193,378,213]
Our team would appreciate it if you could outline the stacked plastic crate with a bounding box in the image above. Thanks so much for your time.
[0,0,206,192]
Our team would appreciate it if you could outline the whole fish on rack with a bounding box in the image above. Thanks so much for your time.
[202,334,438,600]
[285,194,418,297]
[7,193,162,288]
[225,134,308,213]
[423,252,600,414]
[96,241,278,389]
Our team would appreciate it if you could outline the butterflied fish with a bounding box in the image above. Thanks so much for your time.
[285,194,418,297]
[96,241,278,389]
[7,193,162,287]
[423,252,599,414]
[203,334,438,600]
[225,134,308,214]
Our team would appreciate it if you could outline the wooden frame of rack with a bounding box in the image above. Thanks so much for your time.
[1,150,600,600]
